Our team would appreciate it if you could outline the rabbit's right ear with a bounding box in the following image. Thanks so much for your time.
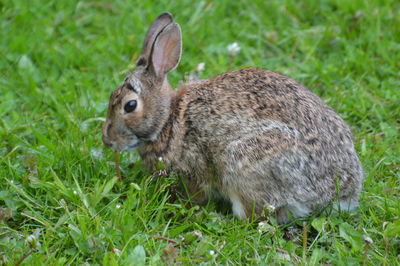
[136,12,173,68]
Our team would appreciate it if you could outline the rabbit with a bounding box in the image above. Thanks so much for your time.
[102,12,364,224]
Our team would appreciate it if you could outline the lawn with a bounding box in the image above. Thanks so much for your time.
[1,0,399,264]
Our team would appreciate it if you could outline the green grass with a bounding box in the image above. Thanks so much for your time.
[1,0,399,264]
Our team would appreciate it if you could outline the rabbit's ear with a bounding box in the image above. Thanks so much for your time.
[136,12,173,67]
[150,22,182,79]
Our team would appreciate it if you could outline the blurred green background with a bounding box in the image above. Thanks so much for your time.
[1,0,399,264]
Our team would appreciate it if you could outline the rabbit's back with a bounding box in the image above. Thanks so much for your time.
[183,68,356,160]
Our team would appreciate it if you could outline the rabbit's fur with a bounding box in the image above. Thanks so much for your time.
[102,13,363,223]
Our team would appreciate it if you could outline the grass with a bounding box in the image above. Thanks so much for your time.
[1,0,399,264]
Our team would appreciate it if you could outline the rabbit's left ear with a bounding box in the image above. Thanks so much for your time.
[149,22,182,79]
[137,12,173,68]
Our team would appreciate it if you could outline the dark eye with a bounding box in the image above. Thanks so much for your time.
[124,100,137,113]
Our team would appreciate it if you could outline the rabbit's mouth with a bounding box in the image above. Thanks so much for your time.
[111,134,142,152]
[119,138,142,152]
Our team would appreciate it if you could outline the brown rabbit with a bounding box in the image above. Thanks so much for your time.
[102,12,363,223]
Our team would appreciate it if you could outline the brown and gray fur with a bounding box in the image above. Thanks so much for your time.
[102,13,363,224]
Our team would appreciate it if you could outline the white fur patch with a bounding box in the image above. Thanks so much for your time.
[228,191,246,218]
[286,202,312,218]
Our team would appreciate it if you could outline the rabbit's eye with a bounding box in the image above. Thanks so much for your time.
[124,100,137,113]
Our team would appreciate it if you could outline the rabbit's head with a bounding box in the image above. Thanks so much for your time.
[102,13,182,151]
